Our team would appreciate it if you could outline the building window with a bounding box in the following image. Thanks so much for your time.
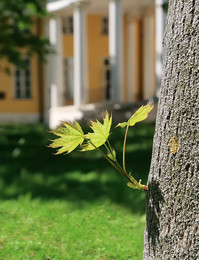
[14,58,31,99]
[63,58,74,99]
[62,16,73,34]
[101,17,109,35]
[0,92,5,99]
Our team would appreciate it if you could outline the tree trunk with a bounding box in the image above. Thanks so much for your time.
[143,0,199,259]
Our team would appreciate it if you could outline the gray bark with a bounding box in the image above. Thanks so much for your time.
[143,0,199,259]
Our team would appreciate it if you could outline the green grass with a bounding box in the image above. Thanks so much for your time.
[0,122,155,259]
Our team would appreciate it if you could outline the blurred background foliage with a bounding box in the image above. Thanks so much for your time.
[0,122,154,209]
[0,0,52,72]
[0,122,155,259]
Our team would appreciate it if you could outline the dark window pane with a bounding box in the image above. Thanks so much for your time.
[103,18,108,24]
[106,70,110,80]
[25,81,30,88]
[70,27,73,34]
[24,59,29,66]
[25,90,31,98]
[104,28,108,34]
[0,92,5,99]
[16,89,21,98]
[25,70,30,77]
[15,70,20,77]
[104,59,109,66]
[102,17,109,35]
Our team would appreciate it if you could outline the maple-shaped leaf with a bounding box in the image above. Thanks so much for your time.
[116,103,154,128]
[82,111,112,151]
[49,121,84,154]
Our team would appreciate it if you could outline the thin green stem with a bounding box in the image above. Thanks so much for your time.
[90,142,147,191]
[104,142,111,154]
[107,139,113,153]
[90,142,126,178]
[115,160,126,174]
[106,139,124,174]
[123,124,129,173]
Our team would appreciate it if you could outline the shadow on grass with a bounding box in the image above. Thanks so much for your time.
[0,122,155,214]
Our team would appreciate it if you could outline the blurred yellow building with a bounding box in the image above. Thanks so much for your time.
[0,0,166,126]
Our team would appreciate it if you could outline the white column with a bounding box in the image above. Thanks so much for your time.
[109,0,123,103]
[155,0,166,97]
[49,17,64,108]
[73,3,87,107]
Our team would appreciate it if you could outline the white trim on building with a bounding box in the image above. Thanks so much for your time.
[45,0,166,127]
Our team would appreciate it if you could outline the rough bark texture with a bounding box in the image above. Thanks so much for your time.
[143,0,199,259]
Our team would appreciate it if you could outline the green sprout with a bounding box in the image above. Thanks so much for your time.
[49,103,154,191]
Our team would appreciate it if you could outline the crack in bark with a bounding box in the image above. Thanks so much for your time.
[190,0,196,25]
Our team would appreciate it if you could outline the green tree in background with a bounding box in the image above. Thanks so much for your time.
[0,0,52,71]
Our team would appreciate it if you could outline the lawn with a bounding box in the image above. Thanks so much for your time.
[0,121,155,259]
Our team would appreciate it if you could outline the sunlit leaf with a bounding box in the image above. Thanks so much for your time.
[49,121,84,154]
[82,111,112,151]
[128,103,154,126]
[116,103,154,128]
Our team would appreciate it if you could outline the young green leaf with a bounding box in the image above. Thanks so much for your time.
[107,148,116,161]
[128,103,154,126]
[116,122,128,128]
[49,121,84,154]
[127,182,139,190]
[82,111,112,151]
[127,176,147,191]
[116,103,154,128]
